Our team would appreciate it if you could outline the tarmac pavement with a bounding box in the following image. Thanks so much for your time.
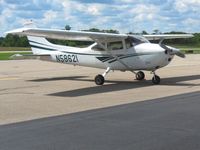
[0,54,199,125]
[0,91,200,150]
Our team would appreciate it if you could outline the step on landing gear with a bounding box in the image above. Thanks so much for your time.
[95,67,111,85]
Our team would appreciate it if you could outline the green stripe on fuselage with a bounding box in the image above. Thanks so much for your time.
[29,40,154,64]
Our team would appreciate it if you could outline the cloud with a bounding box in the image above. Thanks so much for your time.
[175,0,200,12]
[130,4,158,22]
[0,8,16,36]
[183,18,200,26]
[42,10,58,25]
[62,1,105,16]
[114,0,137,4]
[87,4,103,15]
[0,0,200,36]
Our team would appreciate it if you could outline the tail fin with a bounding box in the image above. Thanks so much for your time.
[27,36,56,55]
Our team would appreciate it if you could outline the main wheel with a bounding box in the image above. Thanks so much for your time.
[95,74,105,85]
[136,71,145,80]
[152,75,161,84]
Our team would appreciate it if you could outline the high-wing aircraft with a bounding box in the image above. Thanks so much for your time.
[6,28,193,85]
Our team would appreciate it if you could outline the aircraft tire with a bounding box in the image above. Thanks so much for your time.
[152,75,161,84]
[95,74,105,85]
[136,71,145,80]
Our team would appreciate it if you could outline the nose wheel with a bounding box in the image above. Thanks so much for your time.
[152,72,161,84]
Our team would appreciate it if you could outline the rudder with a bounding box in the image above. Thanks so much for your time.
[27,36,56,54]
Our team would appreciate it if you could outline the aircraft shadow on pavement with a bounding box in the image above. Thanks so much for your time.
[49,81,149,97]
[28,76,89,82]
[28,74,200,97]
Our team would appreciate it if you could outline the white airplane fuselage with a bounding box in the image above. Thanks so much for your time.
[39,43,174,71]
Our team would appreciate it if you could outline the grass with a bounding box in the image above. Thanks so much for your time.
[0,47,31,51]
[181,50,200,54]
[163,44,200,54]
[0,52,32,60]
[172,45,200,49]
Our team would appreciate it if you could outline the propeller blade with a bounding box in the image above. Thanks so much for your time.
[172,49,186,58]
[160,44,185,58]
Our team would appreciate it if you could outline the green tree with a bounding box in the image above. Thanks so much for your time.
[1,34,29,47]
[142,30,148,35]
[65,25,71,30]
[102,29,119,34]
[84,28,119,34]
[153,29,160,34]
[86,28,101,32]
[0,37,4,46]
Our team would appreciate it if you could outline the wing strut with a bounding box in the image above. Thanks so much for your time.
[107,49,134,72]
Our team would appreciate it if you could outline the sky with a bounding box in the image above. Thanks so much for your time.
[0,0,200,36]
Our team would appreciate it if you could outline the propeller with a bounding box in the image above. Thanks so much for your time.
[160,43,185,58]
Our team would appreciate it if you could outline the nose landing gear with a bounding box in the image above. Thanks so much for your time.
[134,70,160,84]
[151,71,161,84]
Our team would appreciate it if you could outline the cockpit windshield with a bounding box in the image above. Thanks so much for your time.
[125,36,149,48]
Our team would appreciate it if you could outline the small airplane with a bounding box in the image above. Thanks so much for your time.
[6,27,193,85]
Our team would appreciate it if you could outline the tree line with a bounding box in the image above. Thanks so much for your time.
[0,28,200,47]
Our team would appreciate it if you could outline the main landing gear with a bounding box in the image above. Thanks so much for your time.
[94,68,161,85]
[95,74,104,85]
[95,67,111,85]
[135,71,145,80]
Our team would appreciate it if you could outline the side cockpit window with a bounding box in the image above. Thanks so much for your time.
[125,38,133,49]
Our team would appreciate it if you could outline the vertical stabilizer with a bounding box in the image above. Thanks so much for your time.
[27,36,56,54]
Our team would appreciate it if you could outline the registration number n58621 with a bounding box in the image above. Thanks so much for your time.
[56,54,79,63]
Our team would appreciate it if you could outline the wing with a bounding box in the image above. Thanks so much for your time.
[6,27,128,42]
[143,34,193,41]
[6,27,193,43]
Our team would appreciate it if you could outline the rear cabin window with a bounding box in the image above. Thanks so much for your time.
[107,41,123,50]
[92,43,106,51]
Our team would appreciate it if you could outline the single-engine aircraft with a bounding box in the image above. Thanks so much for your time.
[6,28,193,85]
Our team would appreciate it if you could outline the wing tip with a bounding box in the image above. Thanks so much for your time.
[5,27,31,35]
